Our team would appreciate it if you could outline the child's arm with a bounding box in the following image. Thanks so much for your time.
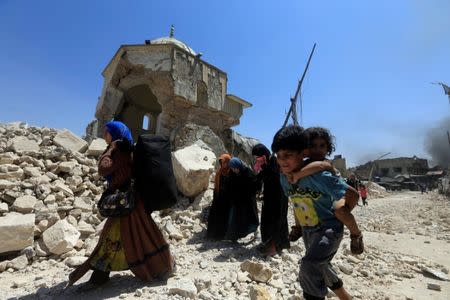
[287,161,333,183]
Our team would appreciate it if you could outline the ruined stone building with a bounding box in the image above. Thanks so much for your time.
[353,156,429,179]
[86,32,251,142]
[332,155,349,177]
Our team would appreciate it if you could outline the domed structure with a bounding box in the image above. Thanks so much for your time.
[87,28,252,142]
[150,37,196,56]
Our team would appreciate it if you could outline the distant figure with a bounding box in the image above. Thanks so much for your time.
[225,157,259,241]
[346,173,360,190]
[207,154,233,240]
[419,183,428,194]
[359,184,368,206]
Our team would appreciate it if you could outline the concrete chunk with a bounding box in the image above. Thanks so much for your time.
[9,136,39,153]
[0,213,35,254]
[172,144,215,197]
[12,195,37,213]
[87,138,107,157]
[53,129,88,153]
[42,219,80,255]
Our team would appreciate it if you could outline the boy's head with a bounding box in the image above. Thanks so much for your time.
[271,125,309,175]
[305,127,335,161]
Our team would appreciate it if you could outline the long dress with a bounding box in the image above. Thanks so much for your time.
[225,167,259,241]
[258,155,290,250]
[68,141,175,285]
[207,173,232,240]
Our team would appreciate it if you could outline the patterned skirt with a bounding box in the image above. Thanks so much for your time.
[69,198,175,285]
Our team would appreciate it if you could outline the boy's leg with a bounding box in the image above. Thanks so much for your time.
[299,226,346,299]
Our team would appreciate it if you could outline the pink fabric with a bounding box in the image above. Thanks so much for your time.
[359,187,368,198]
[253,156,266,174]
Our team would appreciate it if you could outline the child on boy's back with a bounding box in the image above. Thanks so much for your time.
[288,127,364,255]
[272,125,358,300]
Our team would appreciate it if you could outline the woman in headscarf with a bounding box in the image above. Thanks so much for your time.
[68,121,175,286]
[207,154,233,240]
[252,143,290,256]
[225,157,259,241]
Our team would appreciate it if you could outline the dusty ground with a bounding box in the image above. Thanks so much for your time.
[1,191,449,300]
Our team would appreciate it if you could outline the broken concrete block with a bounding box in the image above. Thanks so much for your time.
[0,152,18,165]
[53,129,88,153]
[168,278,198,299]
[42,219,80,255]
[0,179,17,190]
[172,144,215,198]
[0,213,35,254]
[241,260,273,283]
[9,136,39,153]
[12,195,37,213]
[87,138,107,157]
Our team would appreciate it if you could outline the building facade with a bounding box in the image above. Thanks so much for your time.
[86,34,251,141]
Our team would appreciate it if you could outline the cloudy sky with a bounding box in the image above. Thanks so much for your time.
[0,0,449,166]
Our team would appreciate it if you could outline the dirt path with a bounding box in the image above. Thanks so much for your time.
[0,191,449,299]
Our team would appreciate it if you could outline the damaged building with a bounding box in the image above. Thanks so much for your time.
[354,156,429,179]
[352,156,447,191]
[86,32,252,144]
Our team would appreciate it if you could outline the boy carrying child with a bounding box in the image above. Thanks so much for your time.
[272,125,359,300]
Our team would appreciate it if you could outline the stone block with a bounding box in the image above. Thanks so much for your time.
[9,136,39,153]
[53,129,88,153]
[172,144,216,197]
[0,213,35,254]
[86,138,107,157]
[12,195,37,213]
[42,219,80,255]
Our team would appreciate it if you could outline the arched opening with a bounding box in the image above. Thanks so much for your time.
[116,85,162,139]
[142,114,151,130]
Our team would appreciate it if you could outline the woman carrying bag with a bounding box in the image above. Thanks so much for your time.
[68,121,175,286]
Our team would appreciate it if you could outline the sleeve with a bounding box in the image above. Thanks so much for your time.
[316,172,349,200]
[98,144,117,176]
[279,173,290,197]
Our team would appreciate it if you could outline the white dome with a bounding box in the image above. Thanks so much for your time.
[150,37,196,55]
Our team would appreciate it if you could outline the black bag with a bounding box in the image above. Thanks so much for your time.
[98,182,136,217]
[133,134,178,212]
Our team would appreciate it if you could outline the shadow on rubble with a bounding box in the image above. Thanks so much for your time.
[212,243,260,263]
[15,273,168,300]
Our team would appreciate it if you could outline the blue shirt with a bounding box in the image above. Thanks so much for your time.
[280,171,349,228]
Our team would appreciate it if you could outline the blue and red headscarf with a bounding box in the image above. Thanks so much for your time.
[105,121,134,144]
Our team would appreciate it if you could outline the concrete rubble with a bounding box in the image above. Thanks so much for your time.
[0,122,449,299]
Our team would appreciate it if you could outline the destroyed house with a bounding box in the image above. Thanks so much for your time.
[86,34,252,140]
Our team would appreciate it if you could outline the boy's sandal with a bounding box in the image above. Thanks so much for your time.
[350,233,364,255]
[288,225,303,242]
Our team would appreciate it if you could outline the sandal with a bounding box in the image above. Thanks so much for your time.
[350,233,364,254]
[289,225,303,242]
[88,269,110,285]
[261,241,277,257]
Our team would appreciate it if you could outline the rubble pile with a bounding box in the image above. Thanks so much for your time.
[367,181,389,198]
[0,122,449,299]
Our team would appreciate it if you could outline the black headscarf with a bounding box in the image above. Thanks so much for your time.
[252,144,271,161]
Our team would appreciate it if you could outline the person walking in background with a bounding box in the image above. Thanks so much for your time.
[207,154,233,240]
[359,184,368,206]
[252,144,289,257]
[68,121,175,286]
[224,157,259,242]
